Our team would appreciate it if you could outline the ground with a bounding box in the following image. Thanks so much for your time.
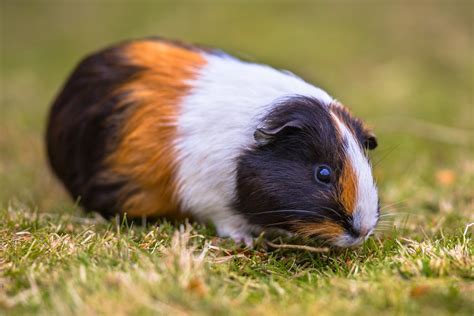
[1,2,473,315]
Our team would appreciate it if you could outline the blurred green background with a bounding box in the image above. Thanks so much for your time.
[1,0,473,212]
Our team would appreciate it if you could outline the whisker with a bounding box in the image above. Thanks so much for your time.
[377,224,395,228]
[264,220,300,228]
[248,209,317,216]
[248,208,346,223]
[377,221,395,225]
[377,222,391,228]
[379,212,418,217]
[377,220,394,224]
[380,205,413,212]
[378,213,400,218]
[379,200,409,210]
[375,222,394,226]
[372,144,399,167]
[375,223,395,228]
[319,206,349,221]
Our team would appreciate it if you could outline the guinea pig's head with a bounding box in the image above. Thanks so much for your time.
[235,96,379,248]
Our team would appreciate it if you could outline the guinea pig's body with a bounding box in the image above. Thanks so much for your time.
[47,38,380,247]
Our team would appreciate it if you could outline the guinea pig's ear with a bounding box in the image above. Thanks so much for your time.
[363,130,378,150]
[254,119,303,146]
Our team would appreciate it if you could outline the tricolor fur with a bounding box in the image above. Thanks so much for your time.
[47,38,379,247]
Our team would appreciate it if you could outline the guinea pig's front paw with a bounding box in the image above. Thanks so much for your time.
[229,232,254,247]
[215,223,253,247]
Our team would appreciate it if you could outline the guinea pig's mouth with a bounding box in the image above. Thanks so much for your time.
[292,222,374,248]
[331,226,376,248]
[331,233,370,248]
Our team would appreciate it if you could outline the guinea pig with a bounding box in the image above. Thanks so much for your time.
[46,37,380,248]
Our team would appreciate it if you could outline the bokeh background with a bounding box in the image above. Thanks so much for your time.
[1,1,473,219]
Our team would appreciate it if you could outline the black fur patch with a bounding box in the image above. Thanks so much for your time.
[234,96,357,234]
[46,41,144,217]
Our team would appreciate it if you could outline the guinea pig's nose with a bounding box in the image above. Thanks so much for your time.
[348,229,361,238]
[349,227,369,238]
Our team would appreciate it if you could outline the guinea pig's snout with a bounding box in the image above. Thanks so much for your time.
[348,226,370,239]
[339,202,379,248]
[335,226,374,248]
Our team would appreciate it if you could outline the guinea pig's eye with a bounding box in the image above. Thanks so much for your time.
[315,165,332,184]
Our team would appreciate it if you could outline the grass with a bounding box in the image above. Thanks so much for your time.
[1,1,473,315]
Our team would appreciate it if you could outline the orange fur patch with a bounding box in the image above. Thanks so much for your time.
[339,160,357,214]
[105,40,206,217]
[329,105,358,215]
[293,221,344,240]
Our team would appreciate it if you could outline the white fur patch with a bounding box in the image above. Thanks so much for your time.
[174,53,334,239]
[331,114,379,246]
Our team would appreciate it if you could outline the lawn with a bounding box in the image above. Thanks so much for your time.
[1,1,473,315]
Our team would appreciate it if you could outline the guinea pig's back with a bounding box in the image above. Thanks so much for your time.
[46,39,206,218]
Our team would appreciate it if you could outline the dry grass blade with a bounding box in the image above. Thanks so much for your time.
[265,241,329,253]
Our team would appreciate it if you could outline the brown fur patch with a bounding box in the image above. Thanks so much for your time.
[105,40,206,217]
[293,221,344,240]
[330,102,377,151]
[329,107,358,215]
[329,102,361,135]
[339,160,357,214]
